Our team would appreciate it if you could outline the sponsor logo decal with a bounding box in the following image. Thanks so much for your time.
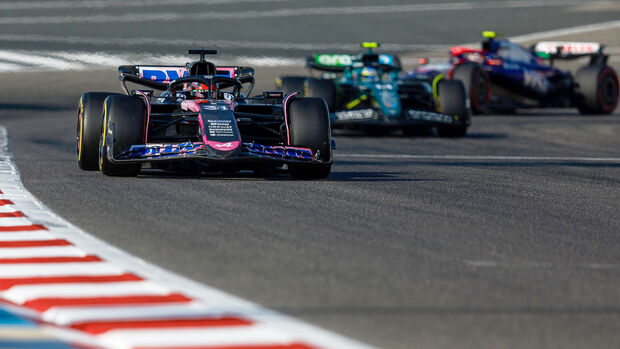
[315,54,353,67]
[334,108,376,121]
[212,142,235,149]
[407,110,455,124]
[523,69,548,94]
[139,67,188,83]
[127,142,203,157]
[534,41,600,56]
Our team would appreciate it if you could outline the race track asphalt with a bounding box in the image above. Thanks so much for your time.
[1,2,620,348]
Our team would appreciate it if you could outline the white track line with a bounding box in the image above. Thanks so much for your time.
[0,246,87,258]
[98,325,297,349]
[0,51,84,70]
[0,50,303,72]
[465,260,618,269]
[336,154,620,162]
[0,232,56,241]
[45,303,218,325]
[4,281,172,304]
[510,19,620,43]
[0,217,33,226]
[0,262,124,278]
[0,34,450,52]
[0,0,605,24]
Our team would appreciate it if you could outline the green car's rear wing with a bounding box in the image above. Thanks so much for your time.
[306,53,402,72]
[306,54,353,72]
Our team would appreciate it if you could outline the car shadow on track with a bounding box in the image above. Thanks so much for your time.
[465,132,508,139]
[138,169,439,182]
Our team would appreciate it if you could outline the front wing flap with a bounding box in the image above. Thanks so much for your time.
[106,141,321,164]
[330,108,463,126]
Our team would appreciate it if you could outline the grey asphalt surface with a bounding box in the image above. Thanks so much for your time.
[2,1,620,348]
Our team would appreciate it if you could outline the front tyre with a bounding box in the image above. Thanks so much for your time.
[287,97,332,179]
[99,95,145,177]
[77,92,121,170]
[436,80,469,137]
[574,65,619,115]
[452,63,490,114]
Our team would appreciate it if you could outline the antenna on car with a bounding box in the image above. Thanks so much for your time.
[360,42,380,54]
[188,49,217,62]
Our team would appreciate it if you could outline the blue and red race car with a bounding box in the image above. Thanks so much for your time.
[403,31,619,115]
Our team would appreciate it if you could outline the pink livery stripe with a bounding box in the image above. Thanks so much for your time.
[0,239,69,247]
[70,317,253,335]
[0,255,102,264]
[23,293,193,312]
[0,273,143,291]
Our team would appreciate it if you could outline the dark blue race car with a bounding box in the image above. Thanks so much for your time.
[277,42,470,137]
[404,31,619,115]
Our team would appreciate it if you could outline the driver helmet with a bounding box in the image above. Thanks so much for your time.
[360,66,379,82]
[185,81,212,99]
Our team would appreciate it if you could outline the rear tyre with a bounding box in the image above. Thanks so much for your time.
[574,65,619,115]
[77,92,121,170]
[305,78,337,112]
[99,95,145,177]
[277,76,307,95]
[287,97,332,179]
[436,80,469,137]
[452,63,490,114]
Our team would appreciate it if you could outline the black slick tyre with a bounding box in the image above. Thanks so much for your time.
[574,65,619,115]
[305,78,337,112]
[277,76,307,95]
[77,92,121,170]
[452,63,490,114]
[436,80,469,137]
[99,95,145,177]
[287,97,332,179]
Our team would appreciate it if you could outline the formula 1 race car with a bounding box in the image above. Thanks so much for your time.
[403,31,619,115]
[277,42,470,137]
[77,49,332,179]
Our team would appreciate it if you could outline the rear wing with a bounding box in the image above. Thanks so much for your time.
[532,41,608,64]
[306,53,401,72]
[118,65,255,90]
